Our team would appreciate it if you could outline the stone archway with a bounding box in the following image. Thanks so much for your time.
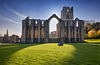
[48,14,61,43]
[47,14,63,45]
[48,14,60,21]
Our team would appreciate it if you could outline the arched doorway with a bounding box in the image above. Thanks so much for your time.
[49,18,59,38]
[48,14,60,43]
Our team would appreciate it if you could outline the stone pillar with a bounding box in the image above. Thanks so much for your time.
[72,27,74,42]
[21,20,26,43]
[42,21,45,42]
[65,21,68,43]
[65,21,67,42]
[21,19,29,43]
[26,20,29,43]
[70,20,73,42]
[44,20,49,42]
[31,20,35,43]
[58,21,61,41]
[62,21,65,42]
[41,24,44,42]
[81,21,84,42]
[37,20,42,43]
[43,21,46,42]
[76,27,78,42]
[72,21,74,42]
[58,19,63,46]
[68,20,71,43]
[73,21,77,42]
[78,21,81,43]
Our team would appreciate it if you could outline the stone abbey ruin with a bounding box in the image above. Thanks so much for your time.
[21,6,84,46]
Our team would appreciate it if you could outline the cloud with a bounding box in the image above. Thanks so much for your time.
[8,8,27,18]
[0,17,21,25]
[6,18,21,25]
[5,5,27,18]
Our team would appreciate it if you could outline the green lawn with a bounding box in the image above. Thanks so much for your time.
[85,39,100,42]
[0,39,100,65]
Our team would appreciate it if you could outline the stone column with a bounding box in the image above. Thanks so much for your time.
[70,21,73,42]
[73,21,77,43]
[41,24,44,42]
[63,21,65,42]
[31,20,35,43]
[46,20,49,42]
[22,20,26,43]
[26,20,29,43]
[44,20,49,42]
[72,21,74,42]
[37,20,42,43]
[58,21,61,41]
[40,21,42,41]
[35,25,38,42]
[68,20,71,43]
[43,21,46,42]
[81,21,84,42]
[78,21,81,43]
[62,21,65,42]
[65,21,67,43]
[72,28,74,42]
[58,19,63,46]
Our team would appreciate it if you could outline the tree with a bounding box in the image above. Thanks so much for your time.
[97,29,100,38]
[88,29,97,38]
[92,22,100,31]
[84,23,92,34]
[84,32,88,39]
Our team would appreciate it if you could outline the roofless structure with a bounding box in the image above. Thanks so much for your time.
[21,6,84,46]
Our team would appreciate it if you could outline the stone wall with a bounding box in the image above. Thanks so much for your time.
[21,6,84,45]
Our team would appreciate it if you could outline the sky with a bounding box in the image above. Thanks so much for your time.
[0,0,100,37]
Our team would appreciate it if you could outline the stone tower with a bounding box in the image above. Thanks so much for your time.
[7,29,8,36]
[61,6,74,20]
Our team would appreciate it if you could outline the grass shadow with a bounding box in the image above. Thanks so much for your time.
[59,42,100,65]
[0,43,43,65]
[0,42,100,65]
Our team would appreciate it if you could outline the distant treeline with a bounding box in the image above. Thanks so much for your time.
[84,22,100,39]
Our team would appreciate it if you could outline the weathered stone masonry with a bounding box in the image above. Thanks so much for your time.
[21,6,84,46]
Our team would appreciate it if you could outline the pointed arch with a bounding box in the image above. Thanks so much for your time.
[48,14,60,22]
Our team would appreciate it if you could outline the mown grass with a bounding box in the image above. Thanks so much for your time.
[0,39,100,65]
[85,39,100,42]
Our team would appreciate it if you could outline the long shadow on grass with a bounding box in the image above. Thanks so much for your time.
[58,42,100,65]
[1,43,100,65]
[0,43,43,65]
[42,42,100,65]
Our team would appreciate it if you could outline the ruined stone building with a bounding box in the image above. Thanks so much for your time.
[49,31,57,38]
[0,29,20,43]
[9,35,19,43]
[21,6,84,46]
[2,29,9,43]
